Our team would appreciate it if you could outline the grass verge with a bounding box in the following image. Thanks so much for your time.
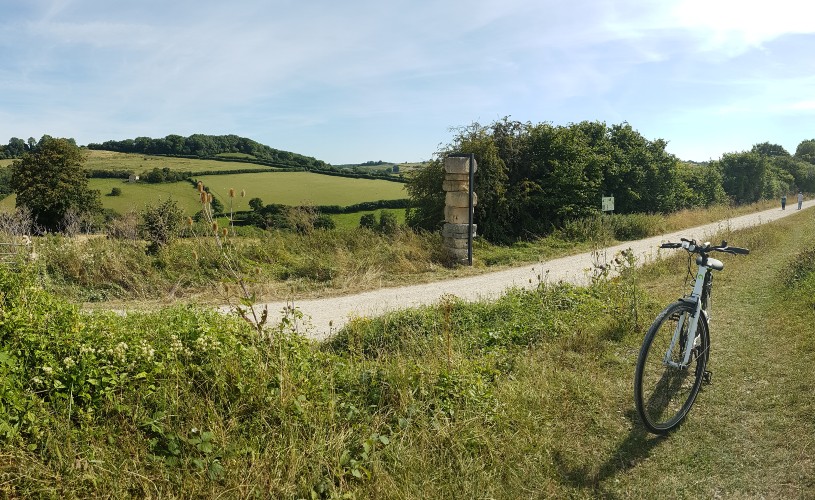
[1,209,813,496]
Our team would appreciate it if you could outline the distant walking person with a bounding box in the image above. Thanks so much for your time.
[798,191,804,210]
[781,195,787,210]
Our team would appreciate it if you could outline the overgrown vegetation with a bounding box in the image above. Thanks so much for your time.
[1,209,813,497]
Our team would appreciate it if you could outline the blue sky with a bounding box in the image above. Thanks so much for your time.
[2,0,814,164]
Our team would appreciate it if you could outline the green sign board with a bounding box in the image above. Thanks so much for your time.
[601,196,614,212]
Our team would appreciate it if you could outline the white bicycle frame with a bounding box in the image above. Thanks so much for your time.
[664,243,718,369]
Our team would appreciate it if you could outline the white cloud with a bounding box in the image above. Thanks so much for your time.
[671,0,815,53]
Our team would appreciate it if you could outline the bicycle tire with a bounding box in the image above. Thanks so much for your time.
[634,301,709,434]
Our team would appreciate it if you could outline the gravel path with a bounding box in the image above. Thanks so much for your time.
[228,201,814,340]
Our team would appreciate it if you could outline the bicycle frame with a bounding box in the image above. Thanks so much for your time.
[664,258,715,369]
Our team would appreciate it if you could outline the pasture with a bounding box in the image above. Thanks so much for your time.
[196,171,407,210]
[83,150,275,174]
[0,181,202,215]
[91,179,203,214]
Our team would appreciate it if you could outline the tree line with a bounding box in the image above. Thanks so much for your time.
[85,134,328,170]
[406,118,815,243]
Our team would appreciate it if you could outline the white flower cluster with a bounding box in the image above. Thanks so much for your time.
[108,342,128,364]
[168,334,191,359]
[63,356,76,369]
[194,334,222,354]
[79,345,97,356]
[137,339,156,362]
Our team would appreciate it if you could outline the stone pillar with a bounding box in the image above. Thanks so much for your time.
[443,156,477,264]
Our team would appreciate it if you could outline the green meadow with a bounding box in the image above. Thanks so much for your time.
[0,181,202,215]
[2,152,408,216]
[83,150,274,175]
[196,171,407,210]
[91,179,203,214]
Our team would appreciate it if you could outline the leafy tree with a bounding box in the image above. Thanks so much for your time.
[794,139,815,164]
[5,137,26,158]
[717,152,771,204]
[405,159,445,231]
[675,163,727,208]
[751,142,790,157]
[248,197,264,212]
[10,136,101,232]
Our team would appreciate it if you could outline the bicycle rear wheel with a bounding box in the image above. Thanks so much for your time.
[634,301,709,434]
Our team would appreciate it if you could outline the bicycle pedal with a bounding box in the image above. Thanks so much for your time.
[703,370,712,384]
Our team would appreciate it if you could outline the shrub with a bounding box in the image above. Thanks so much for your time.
[378,211,398,235]
[359,213,376,230]
[141,199,184,253]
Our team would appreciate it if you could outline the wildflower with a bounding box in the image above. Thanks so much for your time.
[229,188,235,198]
[197,181,204,193]
[113,342,129,364]
[186,217,193,226]
[63,356,76,369]
[200,192,207,204]
[42,366,54,376]
[212,222,218,232]
[241,189,246,197]
[79,345,96,356]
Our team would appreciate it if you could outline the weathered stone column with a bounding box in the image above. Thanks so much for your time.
[443,156,477,264]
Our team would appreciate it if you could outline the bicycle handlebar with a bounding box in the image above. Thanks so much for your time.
[659,239,749,255]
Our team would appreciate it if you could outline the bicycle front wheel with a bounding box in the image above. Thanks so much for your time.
[634,301,709,434]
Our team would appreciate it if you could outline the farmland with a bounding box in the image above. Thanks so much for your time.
[83,150,275,174]
[0,150,408,218]
[196,171,406,210]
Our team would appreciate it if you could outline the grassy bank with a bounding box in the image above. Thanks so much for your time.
[0,208,813,497]
[10,199,777,306]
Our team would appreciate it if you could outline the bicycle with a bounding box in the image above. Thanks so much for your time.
[633,238,749,434]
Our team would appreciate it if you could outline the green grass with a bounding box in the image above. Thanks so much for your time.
[0,182,203,215]
[0,159,13,168]
[91,179,203,215]
[1,212,812,496]
[196,171,407,210]
[83,150,273,174]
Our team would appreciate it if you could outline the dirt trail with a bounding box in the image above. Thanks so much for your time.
[224,201,815,340]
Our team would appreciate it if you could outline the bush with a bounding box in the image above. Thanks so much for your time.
[359,213,376,230]
[378,211,398,235]
[141,199,184,253]
[109,187,122,197]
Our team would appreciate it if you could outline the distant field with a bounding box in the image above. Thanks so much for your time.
[83,150,274,174]
[0,159,13,168]
[196,171,407,210]
[1,153,408,216]
[89,179,203,214]
[0,181,202,215]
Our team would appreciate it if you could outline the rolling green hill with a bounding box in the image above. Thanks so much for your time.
[83,150,275,175]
